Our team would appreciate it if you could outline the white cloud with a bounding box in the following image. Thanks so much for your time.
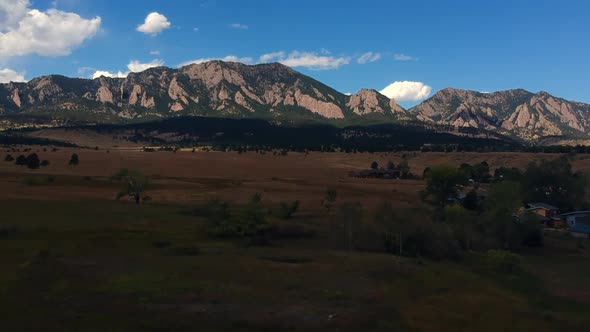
[394,54,416,61]
[280,51,351,70]
[0,68,26,83]
[91,59,164,79]
[358,52,381,64]
[127,59,164,72]
[259,51,285,63]
[230,23,248,30]
[380,81,432,101]
[137,12,171,36]
[179,55,254,67]
[150,50,160,55]
[268,51,350,70]
[91,70,126,79]
[0,0,101,57]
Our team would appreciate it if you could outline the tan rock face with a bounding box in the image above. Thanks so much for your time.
[128,85,143,106]
[294,89,344,119]
[11,88,21,108]
[168,77,190,105]
[96,86,114,104]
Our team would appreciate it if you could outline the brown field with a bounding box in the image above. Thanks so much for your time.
[1,147,590,331]
[2,148,590,208]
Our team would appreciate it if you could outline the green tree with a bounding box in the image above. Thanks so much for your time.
[445,204,476,250]
[69,153,79,166]
[484,181,523,250]
[522,157,586,210]
[423,165,467,206]
[374,202,409,255]
[370,161,379,170]
[113,169,151,205]
[399,159,410,178]
[26,153,40,169]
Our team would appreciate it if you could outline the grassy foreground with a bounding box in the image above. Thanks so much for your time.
[0,199,589,332]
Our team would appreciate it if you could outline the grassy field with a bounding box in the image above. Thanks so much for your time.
[1,148,590,331]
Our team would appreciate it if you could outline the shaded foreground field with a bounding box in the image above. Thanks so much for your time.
[1,149,590,331]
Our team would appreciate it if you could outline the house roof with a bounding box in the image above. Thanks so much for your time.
[527,203,559,211]
[561,211,590,217]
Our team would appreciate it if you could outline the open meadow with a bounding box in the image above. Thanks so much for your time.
[1,147,590,331]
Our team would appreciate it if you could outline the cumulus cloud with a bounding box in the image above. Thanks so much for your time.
[357,52,381,64]
[179,55,254,67]
[258,51,350,70]
[137,12,171,36]
[380,81,432,101]
[230,23,248,30]
[394,54,416,61]
[91,59,164,79]
[259,51,285,63]
[0,0,101,57]
[0,68,26,83]
[280,51,351,70]
[127,59,164,72]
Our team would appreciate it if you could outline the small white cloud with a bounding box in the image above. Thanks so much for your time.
[137,12,171,36]
[0,1,101,57]
[394,54,416,61]
[179,55,253,67]
[92,70,126,79]
[230,23,248,30]
[358,52,381,64]
[127,59,164,72]
[0,68,26,83]
[259,51,285,63]
[380,81,432,101]
[278,51,351,70]
[150,50,160,55]
[193,27,199,32]
[77,66,95,75]
[91,59,164,79]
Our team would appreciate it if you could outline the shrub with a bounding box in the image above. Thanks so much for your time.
[15,155,27,166]
[40,160,50,167]
[69,153,79,166]
[278,200,300,220]
[26,153,40,169]
[4,154,14,162]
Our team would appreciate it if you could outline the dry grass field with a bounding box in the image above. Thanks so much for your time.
[1,147,590,331]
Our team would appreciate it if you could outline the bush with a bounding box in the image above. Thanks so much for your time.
[40,160,50,167]
[485,250,522,274]
[26,153,40,169]
[278,200,300,220]
[4,154,14,162]
[69,153,79,166]
[15,155,27,166]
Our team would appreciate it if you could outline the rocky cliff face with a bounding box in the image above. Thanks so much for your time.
[410,88,590,140]
[0,61,405,123]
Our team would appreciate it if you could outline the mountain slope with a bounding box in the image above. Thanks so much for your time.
[0,61,405,125]
[410,88,590,140]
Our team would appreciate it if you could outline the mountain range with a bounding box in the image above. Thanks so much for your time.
[1,60,589,142]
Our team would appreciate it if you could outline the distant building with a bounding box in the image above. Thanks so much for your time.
[561,211,590,237]
[349,169,401,179]
[526,203,562,227]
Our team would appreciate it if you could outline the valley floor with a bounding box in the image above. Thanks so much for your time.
[1,149,589,331]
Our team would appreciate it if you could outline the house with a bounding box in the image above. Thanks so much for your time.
[525,203,563,227]
[349,169,401,179]
[561,211,590,237]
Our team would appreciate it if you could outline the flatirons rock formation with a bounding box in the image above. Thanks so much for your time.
[410,88,590,140]
[0,61,405,123]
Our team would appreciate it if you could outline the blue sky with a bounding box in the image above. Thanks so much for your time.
[0,0,589,107]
